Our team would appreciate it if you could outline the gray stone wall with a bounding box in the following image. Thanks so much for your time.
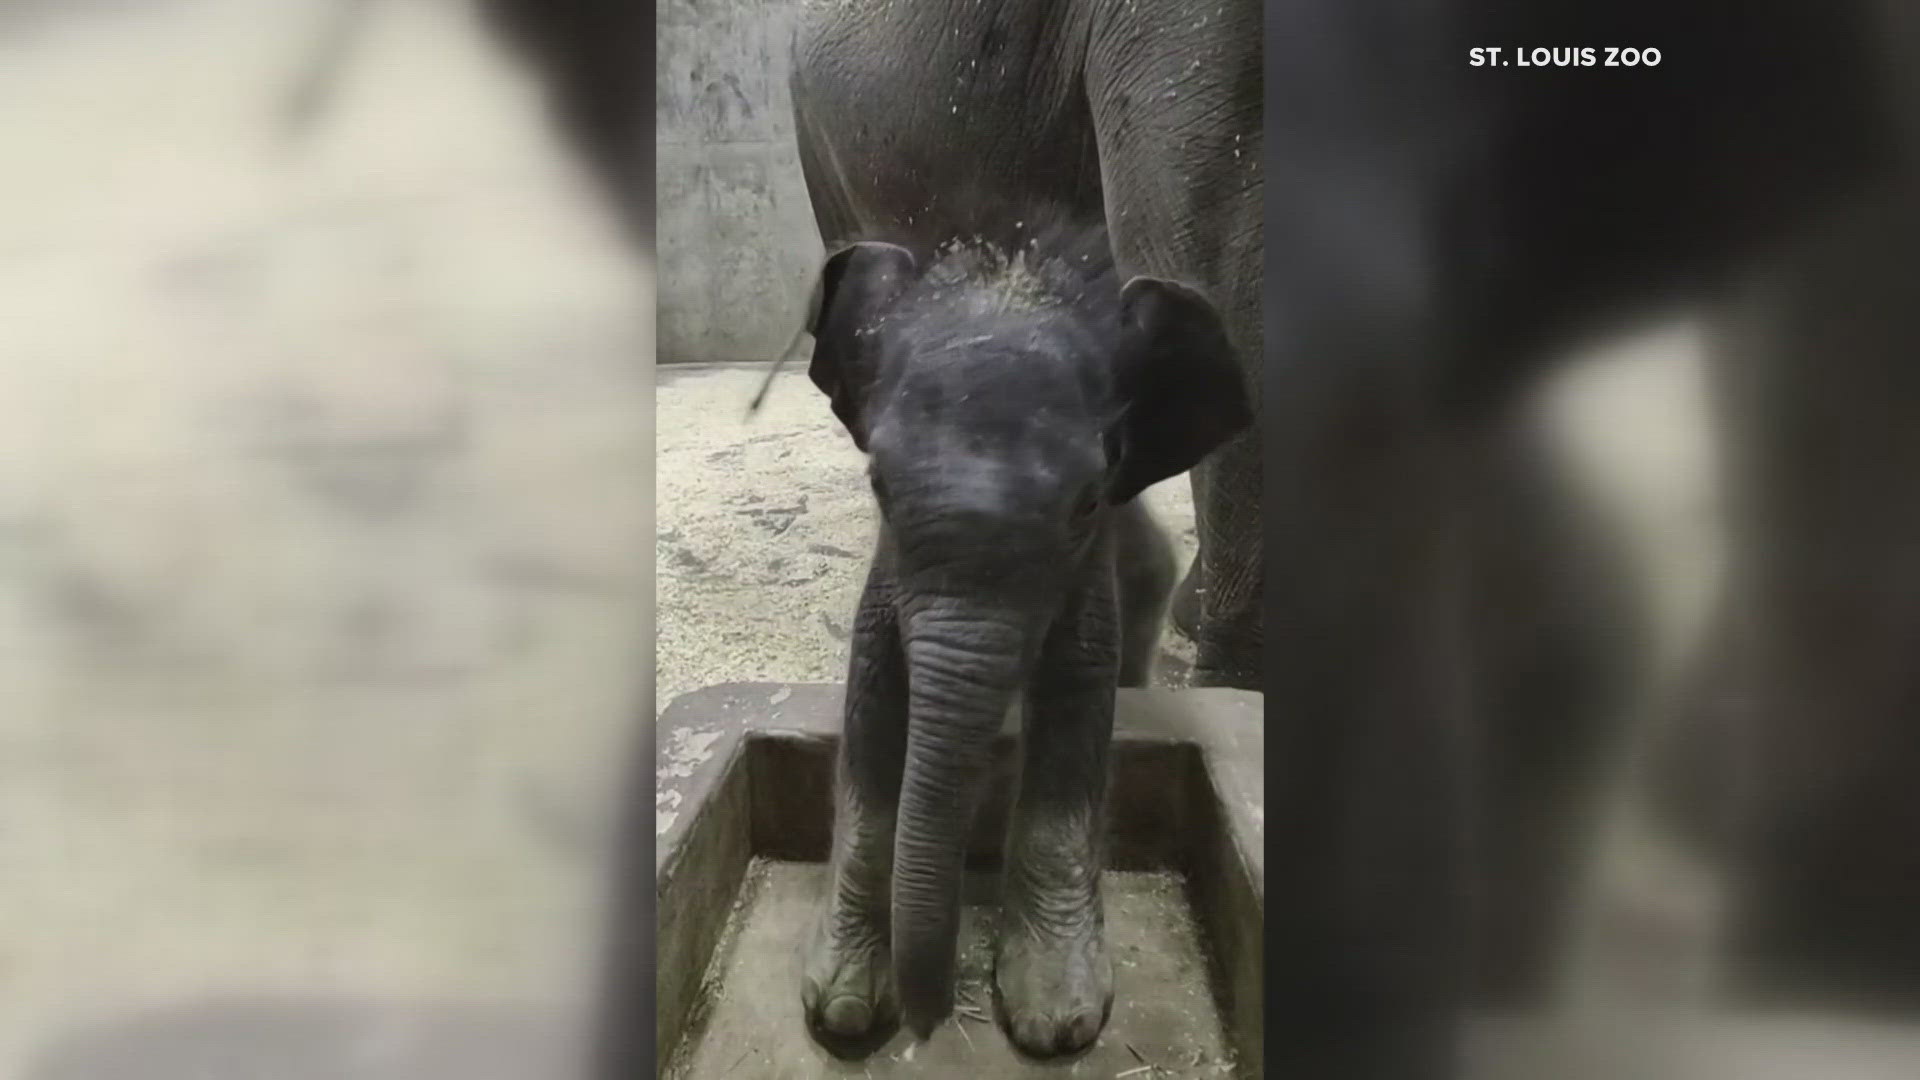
[657,0,822,364]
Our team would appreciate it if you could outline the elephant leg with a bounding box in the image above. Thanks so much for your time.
[1169,464,1212,643]
[1265,396,1472,1077]
[1462,418,1641,1004]
[1711,193,1920,1010]
[1169,555,1204,643]
[1643,599,1748,861]
[995,563,1120,1058]
[1084,0,1262,690]
[1189,438,1264,688]
[1257,38,1485,1074]
[802,543,910,1049]
[1112,500,1178,688]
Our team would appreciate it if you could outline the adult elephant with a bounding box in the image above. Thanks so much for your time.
[790,0,1264,692]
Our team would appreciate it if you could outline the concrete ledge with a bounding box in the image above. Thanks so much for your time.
[654,682,1266,1077]
[23,1001,576,1080]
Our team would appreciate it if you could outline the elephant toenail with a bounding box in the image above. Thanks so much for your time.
[1061,1010,1102,1051]
[821,995,873,1035]
[1013,1016,1054,1054]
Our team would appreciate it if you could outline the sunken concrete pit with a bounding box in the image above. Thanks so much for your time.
[654,683,1264,1079]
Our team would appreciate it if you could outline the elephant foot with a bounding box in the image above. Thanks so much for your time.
[1191,641,1261,692]
[992,904,1113,1058]
[801,909,898,1051]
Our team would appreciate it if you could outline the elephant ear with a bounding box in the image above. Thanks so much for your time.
[1106,276,1253,504]
[807,241,917,451]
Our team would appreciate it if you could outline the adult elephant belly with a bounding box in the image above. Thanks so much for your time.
[788,2,1107,251]
[789,0,1266,689]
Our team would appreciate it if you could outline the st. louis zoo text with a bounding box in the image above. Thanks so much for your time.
[1469,47,1662,67]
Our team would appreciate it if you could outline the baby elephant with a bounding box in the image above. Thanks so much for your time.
[799,220,1251,1058]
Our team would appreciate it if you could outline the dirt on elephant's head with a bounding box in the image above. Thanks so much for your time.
[911,212,1120,325]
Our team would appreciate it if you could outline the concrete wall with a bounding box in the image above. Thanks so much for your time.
[657,0,821,364]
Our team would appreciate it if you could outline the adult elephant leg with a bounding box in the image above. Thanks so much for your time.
[801,539,911,1049]
[1169,467,1210,643]
[1190,442,1263,689]
[1253,20,1484,1071]
[1264,366,1474,1079]
[1111,500,1178,688]
[995,551,1121,1056]
[1084,0,1262,691]
[1643,598,1749,860]
[1711,193,1920,1010]
[1268,385,1473,1078]
[1462,416,1643,1004]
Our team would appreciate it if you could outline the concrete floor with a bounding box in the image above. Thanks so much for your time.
[1,1,649,1075]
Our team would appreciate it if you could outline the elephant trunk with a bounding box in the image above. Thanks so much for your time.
[892,602,1029,1037]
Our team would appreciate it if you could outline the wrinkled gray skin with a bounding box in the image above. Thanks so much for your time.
[792,0,1263,693]
[786,0,1260,1058]
[794,225,1249,1057]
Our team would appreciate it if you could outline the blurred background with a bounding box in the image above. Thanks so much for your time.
[0,0,651,1076]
